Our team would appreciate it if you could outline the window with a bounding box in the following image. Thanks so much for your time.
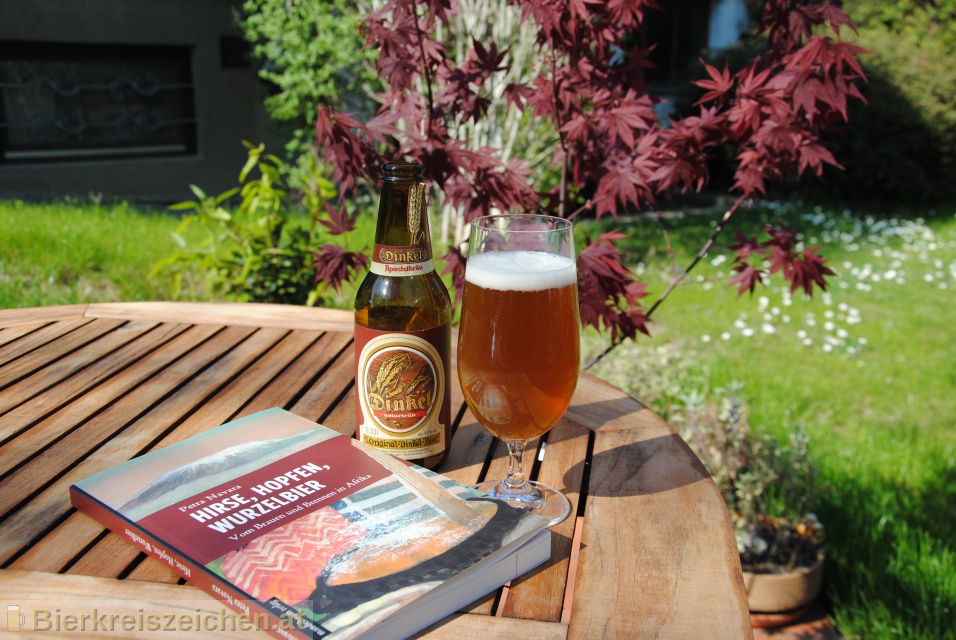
[0,41,197,162]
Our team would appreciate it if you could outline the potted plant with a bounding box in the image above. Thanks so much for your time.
[674,382,825,628]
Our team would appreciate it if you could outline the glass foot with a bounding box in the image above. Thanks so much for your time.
[474,479,571,527]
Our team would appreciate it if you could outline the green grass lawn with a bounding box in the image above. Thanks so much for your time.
[584,203,956,639]
[1,197,953,638]
[0,198,181,308]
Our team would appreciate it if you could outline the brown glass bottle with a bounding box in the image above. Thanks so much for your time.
[354,162,452,470]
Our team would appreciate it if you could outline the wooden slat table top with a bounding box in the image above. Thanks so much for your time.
[0,302,752,639]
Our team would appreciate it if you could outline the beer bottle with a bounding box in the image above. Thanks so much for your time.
[354,161,452,470]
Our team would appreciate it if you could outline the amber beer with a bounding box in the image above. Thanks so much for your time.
[354,162,452,470]
[457,251,580,441]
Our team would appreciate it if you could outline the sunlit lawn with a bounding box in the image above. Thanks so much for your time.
[585,203,956,639]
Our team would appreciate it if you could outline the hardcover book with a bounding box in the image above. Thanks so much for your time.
[69,408,551,640]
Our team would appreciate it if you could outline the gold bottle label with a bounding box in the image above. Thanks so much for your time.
[355,325,449,459]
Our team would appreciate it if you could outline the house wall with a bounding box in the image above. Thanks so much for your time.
[0,0,275,204]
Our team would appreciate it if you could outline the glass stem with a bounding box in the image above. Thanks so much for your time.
[501,440,533,494]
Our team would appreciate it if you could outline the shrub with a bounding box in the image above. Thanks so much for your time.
[316,1,866,347]
[238,0,380,165]
[152,143,347,306]
[675,383,823,572]
[804,0,956,204]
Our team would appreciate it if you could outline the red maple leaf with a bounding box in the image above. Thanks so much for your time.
[311,244,369,292]
[694,61,734,106]
[470,38,509,75]
[730,263,765,297]
[319,202,359,236]
[440,245,467,304]
[789,246,836,296]
[577,231,650,340]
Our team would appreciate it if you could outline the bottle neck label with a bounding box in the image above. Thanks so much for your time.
[369,243,435,276]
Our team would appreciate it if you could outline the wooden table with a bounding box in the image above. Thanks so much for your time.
[0,302,752,639]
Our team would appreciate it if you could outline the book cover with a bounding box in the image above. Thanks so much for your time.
[69,408,551,640]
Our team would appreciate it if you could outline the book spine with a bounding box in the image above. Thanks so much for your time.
[69,485,311,640]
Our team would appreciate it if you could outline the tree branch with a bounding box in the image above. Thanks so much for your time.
[583,194,748,370]
[411,0,435,136]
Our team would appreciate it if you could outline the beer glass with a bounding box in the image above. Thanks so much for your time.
[457,214,579,525]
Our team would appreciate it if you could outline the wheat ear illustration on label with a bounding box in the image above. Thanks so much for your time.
[407,183,425,244]
[405,366,433,398]
[368,351,413,397]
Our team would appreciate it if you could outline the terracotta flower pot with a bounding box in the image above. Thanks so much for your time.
[743,554,824,628]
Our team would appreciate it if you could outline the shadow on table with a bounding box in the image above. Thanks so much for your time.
[556,396,712,498]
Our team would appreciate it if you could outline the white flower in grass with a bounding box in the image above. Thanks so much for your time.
[884,270,897,280]
[925,273,935,282]
[837,328,849,339]
[721,332,732,341]
[771,306,781,315]
[824,310,835,319]
[824,321,835,331]
[805,316,817,327]
[761,323,776,334]
[840,282,849,289]
[734,318,747,330]
[858,337,868,345]
[782,315,791,324]
[798,330,807,339]
[802,337,813,346]
[940,282,949,290]
[701,334,712,343]
[742,327,755,337]
[823,343,833,353]
[758,295,769,309]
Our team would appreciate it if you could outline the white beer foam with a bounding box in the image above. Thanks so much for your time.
[465,251,576,291]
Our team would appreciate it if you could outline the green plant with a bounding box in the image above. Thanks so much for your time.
[238,0,379,165]
[803,0,956,204]
[674,382,824,573]
[152,142,340,306]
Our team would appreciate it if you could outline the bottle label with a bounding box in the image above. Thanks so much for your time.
[355,324,449,460]
[369,243,435,276]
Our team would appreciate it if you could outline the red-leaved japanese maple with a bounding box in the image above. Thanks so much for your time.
[312,0,866,362]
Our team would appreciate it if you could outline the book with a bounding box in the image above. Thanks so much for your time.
[69,408,551,640]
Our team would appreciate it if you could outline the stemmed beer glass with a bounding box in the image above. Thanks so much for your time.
[457,214,580,526]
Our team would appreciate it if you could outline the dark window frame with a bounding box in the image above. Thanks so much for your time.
[0,41,197,164]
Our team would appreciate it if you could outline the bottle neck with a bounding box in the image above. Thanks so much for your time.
[371,179,435,276]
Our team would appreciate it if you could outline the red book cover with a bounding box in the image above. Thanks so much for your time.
[69,408,550,640]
